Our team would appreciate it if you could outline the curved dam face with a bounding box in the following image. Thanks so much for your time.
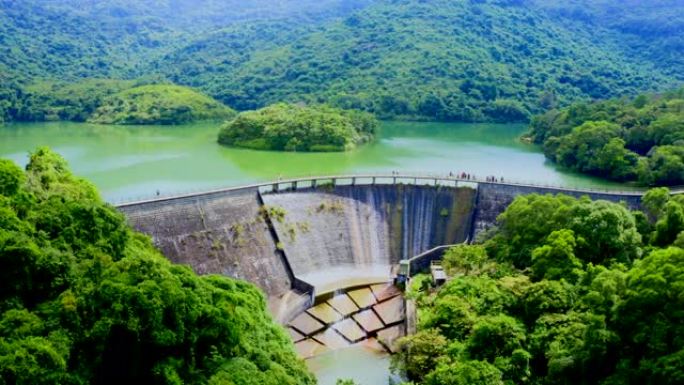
[116,188,295,295]
[262,185,476,294]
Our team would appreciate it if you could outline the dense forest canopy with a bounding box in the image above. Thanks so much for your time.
[1,0,683,124]
[0,80,234,125]
[528,88,684,186]
[395,190,684,384]
[88,84,236,125]
[531,0,684,79]
[0,0,371,80]
[217,103,378,152]
[10,79,138,122]
[0,149,314,385]
[155,0,681,121]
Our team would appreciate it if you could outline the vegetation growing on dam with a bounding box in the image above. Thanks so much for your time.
[395,190,684,384]
[0,149,313,385]
[218,103,378,152]
[88,84,236,125]
[528,88,684,186]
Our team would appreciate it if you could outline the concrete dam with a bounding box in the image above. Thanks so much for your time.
[116,175,645,327]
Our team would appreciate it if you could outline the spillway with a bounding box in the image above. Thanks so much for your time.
[261,184,476,294]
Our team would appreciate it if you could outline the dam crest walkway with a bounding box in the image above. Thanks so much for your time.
[115,172,678,207]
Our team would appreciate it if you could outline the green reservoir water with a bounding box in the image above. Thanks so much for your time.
[0,120,620,203]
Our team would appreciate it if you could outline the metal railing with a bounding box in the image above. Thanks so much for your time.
[113,171,682,207]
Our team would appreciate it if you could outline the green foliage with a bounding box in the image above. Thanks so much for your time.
[613,247,684,384]
[424,360,504,385]
[532,0,684,80]
[0,148,313,385]
[393,329,448,380]
[397,189,684,384]
[16,79,138,122]
[652,201,684,246]
[530,229,583,282]
[218,103,377,152]
[335,379,358,385]
[0,159,24,197]
[88,84,236,125]
[158,0,680,122]
[1,80,235,125]
[0,0,368,82]
[2,0,684,124]
[442,244,489,276]
[529,89,684,185]
[486,193,641,268]
[642,187,671,219]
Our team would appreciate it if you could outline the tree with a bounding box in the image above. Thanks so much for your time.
[642,146,684,186]
[528,90,684,186]
[443,244,489,276]
[422,295,477,340]
[466,315,526,362]
[487,194,640,268]
[0,149,315,385]
[403,187,684,385]
[614,247,684,383]
[0,159,24,197]
[486,193,577,267]
[567,199,641,265]
[531,229,583,282]
[217,103,378,152]
[424,360,504,385]
[392,329,448,381]
[594,137,638,180]
[642,187,671,220]
[529,312,617,383]
[652,201,684,246]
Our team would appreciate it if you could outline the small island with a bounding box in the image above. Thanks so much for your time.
[88,84,235,125]
[217,103,378,152]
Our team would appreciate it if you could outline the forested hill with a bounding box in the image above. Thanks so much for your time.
[531,0,684,79]
[0,0,371,81]
[1,0,684,123]
[154,0,683,122]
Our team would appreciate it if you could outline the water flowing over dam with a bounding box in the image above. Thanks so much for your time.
[262,184,475,294]
[116,175,644,323]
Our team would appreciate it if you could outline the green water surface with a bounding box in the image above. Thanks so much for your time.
[0,120,620,202]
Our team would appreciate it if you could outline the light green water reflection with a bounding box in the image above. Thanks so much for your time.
[0,120,621,202]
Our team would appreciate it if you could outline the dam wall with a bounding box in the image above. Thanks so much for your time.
[472,182,643,237]
[116,175,651,322]
[117,188,297,312]
[261,185,476,293]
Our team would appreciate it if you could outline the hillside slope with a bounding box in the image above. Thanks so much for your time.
[531,0,684,79]
[155,0,681,121]
[0,0,370,81]
[1,0,683,124]
[88,84,236,125]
